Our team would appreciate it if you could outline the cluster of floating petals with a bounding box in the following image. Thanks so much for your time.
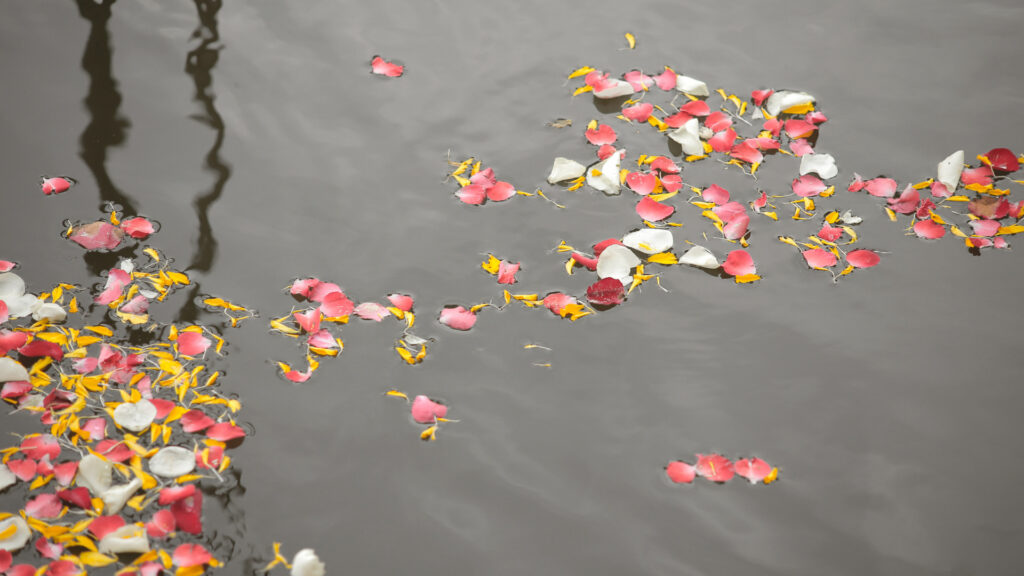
[0,210,256,574]
[65,209,158,253]
[666,455,778,485]
[448,158,520,205]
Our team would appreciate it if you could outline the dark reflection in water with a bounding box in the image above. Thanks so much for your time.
[185,0,230,273]
[74,0,136,214]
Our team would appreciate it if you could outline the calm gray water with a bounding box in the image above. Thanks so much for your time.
[2,0,1023,574]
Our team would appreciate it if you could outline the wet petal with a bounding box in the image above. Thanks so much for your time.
[438,306,477,331]
[547,158,587,184]
[678,245,720,269]
[802,248,838,268]
[411,395,448,424]
[792,175,826,197]
[584,124,617,146]
[120,217,156,239]
[635,197,675,221]
[722,250,755,276]
[370,56,403,77]
[734,457,773,483]
[914,219,947,239]
[666,461,696,484]
[695,453,735,483]
[596,244,641,283]
[354,302,391,322]
[69,221,124,251]
[937,150,963,192]
[586,277,626,306]
[799,153,837,179]
[846,250,880,268]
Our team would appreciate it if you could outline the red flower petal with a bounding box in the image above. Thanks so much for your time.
[370,56,403,77]
[486,181,516,202]
[88,516,125,539]
[596,144,616,160]
[496,260,520,284]
[961,166,992,187]
[171,491,203,534]
[802,248,838,268]
[146,509,176,539]
[456,184,487,205]
[585,124,617,146]
[120,217,155,239]
[35,537,63,559]
[0,551,9,574]
[1,381,31,400]
[722,250,755,276]
[679,100,710,116]
[177,331,211,357]
[206,422,246,442]
[593,239,623,257]
[913,219,947,239]
[386,293,414,311]
[702,184,730,206]
[751,89,773,107]
[0,330,29,356]
[180,409,215,433]
[783,118,817,139]
[625,172,657,196]
[704,111,732,132]
[709,128,737,152]
[411,395,448,424]
[7,459,37,482]
[734,457,773,483]
[57,487,92,509]
[26,493,63,518]
[818,223,844,242]
[792,174,826,197]
[173,543,213,568]
[586,277,625,306]
[663,110,693,128]
[21,435,60,461]
[984,147,1019,172]
[570,252,597,271]
[666,461,695,484]
[18,339,63,362]
[158,484,196,505]
[69,221,124,251]
[846,250,881,268]
[40,176,75,195]
[438,306,477,331]
[695,453,735,483]
[636,197,674,221]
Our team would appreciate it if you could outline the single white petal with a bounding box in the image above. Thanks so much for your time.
[100,477,142,515]
[586,152,621,196]
[118,259,135,274]
[148,446,196,478]
[77,454,113,496]
[667,118,704,156]
[841,210,863,225]
[937,150,964,192]
[799,153,838,179]
[291,549,326,576]
[622,229,674,255]
[593,79,634,99]
[0,516,31,552]
[98,524,150,555]
[596,244,640,284]
[5,294,39,319]
[113,399,157,432]
[0,273,26,302]
[0,357,29,383]
[32,302,66,323]
[0,464,17,492]
[547,157,587,184]
[678,245,720,269]
[765,91,815,116]
[675,75,709,96]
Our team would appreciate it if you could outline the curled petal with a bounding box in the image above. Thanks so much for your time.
[438,306,477,331]
[411,395,448,424]
[722,250,755,277]
[802,248,838,268]
[913,219,946,239]
[370,56,403,77]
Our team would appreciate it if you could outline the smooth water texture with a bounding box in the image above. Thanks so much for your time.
[2,1,1023,574]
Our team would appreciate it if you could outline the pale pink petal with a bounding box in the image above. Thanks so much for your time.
[7,459,36,482]
[456,184,487,205]
[848,173,866,192]
[695,453,735,483]
[784,118,817,139]
[802,248,838,268]
[913,219,947,239]
[354,302,391,322]
[21,435,60,461]
[846,250,880,268]
[961,166,992,186]
[660,174,683,192]
[146,509,176,539]
[35,537,63,559]
[53,462,78,487]
[0,330,28,355]
[469,167,496,188]
[865,177,898,198]
[712,201,746,223]
[622,103,653,122]
[702,184,730,206]
[666,461,696,484]
[307,329,338,349]
[805,111,828,124]
[596,144,616,160]
[704,111,732,132]
[293,309,321,333]
[709,128,737,152]
[80,418,107,440]
[722,214,750,240]
[623,70,654,91]
[439,306,477,331]
[792,175,826,197]
[307,281,342,302]
[734,457,773,483]
[722,250,755,276]
[25,494,62,518]
[69,221,124,251]
[636,197,675,221]
[542,293,578,315]
[994,237,1010,249]
[496,260,520,284]
[411,395,448,424]
[120,217,156,239]
[177,331,211,356]
[752,191,768,212]
[654,68,676,90]
[180,409,215,433]
[969,219,1001,237]
[585,124,617,146]
[319,291,354,317]
[790,139,814,156]
[387,293,414,311]
[763,118,782,137]
[930,181,952,198]
[887,185,920,214]
[486,181,516,202]
[72,357,98,374]
[173,543,213,568]
[370,56,403,77]
[625,172,657,196]
[94,268,131,305]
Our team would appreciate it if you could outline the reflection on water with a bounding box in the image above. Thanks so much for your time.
[185,0,231,273]
[74,0,136,214]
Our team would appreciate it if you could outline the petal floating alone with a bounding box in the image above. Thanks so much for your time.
[438,306,477,331]
[666,461,696,484]
[40,176,76,195]
[635,197,675,221]
[370,56,403,77]
[846,250,880,268]
[411,395,448,424]
[802,248,838,268]
[120,217,155,239]
[722,250,755,277]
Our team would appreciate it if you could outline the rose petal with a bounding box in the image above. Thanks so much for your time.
[695,453,735,483]
[205,422,246,442]
[666,461,696,484]
[846,250,881,268]
[69,221,124,251]
[354,302,391,322]
[722,250,755,277]
[176,331,211,356]
[792,175,826,197]
[585,124,617,146]
[411,395,448,424]
[438,306,476,331]
[802,248,838,268]
[370,56,403,77]
[635,197,674,221]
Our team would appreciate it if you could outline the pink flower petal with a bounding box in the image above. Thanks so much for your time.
[177,331,211,357]
[729,141,763,164]
[44,560,81,576]
[158,484,196,506]
[709,128,737,152]
[722,213,750,241]
[916,198,937,220]
[307,329,338,349]
[53,462,78,487]
[456,184,487,205]
[72,357,98,374]
[7,459,36,482]
[411,395,448,424]
[40,176,75,195]
[763,118,782,137]
[94,268,131,306]
[864,177,898,198]
[704,111,732,132]
[969,219,1000,237]
[354,302,391,322]
[679,100,710,116]
[722,250,755,276]
[663,110,693,128]
[69,221,124,251]
[623,70,654,91]
[734,457,773,483]
[25,493,62,518]
[713,201,746,223]
[542,293,578,316]
[596,144,616,160]
[625,172,657,196]
[21,435,60,461]
[805,111,828,124]
[593,238,623,256]
[818,223,844,242]
[752,191,768,212]
[585,124,617,146]
[319,291,354,317]
[95,440,132,462]
[88,516,125,539]
[196,444,224,470]
[783,118,817,139]
[650,156,680,174]
[56,487,91,510]
[792,175,826,197]
[206,422,246,442]
[660,174,683,192]
[35,537,63,559]
[283,367,313,383]
[790,138,814,156]
[0,301,6,324]
[654,68,676,90]
[802,248,838,268]
[439,306,477,331]
[913,219,947,239]
[469,167,496,188]
[180,409,215,433]
[0,331,28,355]
[370,56,403,77]
[496,260,520,284]
[570,252,598,271]
[930,181,952,198]
[290,278,320,298]
[666,461,696,484]
[622,103,653,122]
[386,293,414,311]
[886,185,919,214]
[961,166,993,187]
[146,509,176,539]
[120,217,156,239]
[18,339,63,362]
[702,184,730,206]
[171,491,202,534]
[293,309,321,333]
[173,543,213,568]
[586,277,625,306]
[967,237,993,248]
[695,453,735,483]
[119,295,150,315]
[486,181,516,202]
[636,197,675,221]
[846,250,881,268]
[751,89,773,107]
[1,381,31,400]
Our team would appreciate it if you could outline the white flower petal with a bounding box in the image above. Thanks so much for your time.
[5,294,39,318]
[547,157,587,184]
[667,118,704,156]
[937,150,964,192]
[0,465,16,493]
[113,399,157,432]
[593,79,634,99]
[675,75,709,96]
[586,152,622,196]
[0,358,29,383]
[77,454,113,496]
[765,90,815,116]
[0,273,26,302]
[622,229,674,255]
[101,477,142,515]
[596,244,640,284]
[799,153,838,179]
[291,549,326,576]
[678,245,720,269]
[0,516,30,552]
[148,446,196,478]
[841,210,863,225]
[32,302,66,323]
[98,524,150,555]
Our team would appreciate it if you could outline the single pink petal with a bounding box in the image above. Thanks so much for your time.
[177,331,211,357]
[354,302,391,322]
[913,219,947,239]
[846,250,881,268]
[636,197,675,221]
[709,128,737,152]
[411,395,448,424]
[118,295,149,315]
[886,185,920,214]
[53,461,78,487]
[542,293,578,316]
[915,198,937,220]
[650,156,680,174]
[43,560,80,576]
[456,184,487,205]
[158,484,197,506]
[439,306,477,331]
[469,167,496,188]
[790,138,814,156]
[40,176,75,195]
[930,181,952,198]
[723,214,750,240]
[585,124,617,146]
[713,201,746,223]
[596,144,616,160]
[120,217,156,239]
[180,409,215,433]
[734,457,773,483]
[196,444,224,470]
[94,268,131,305]
[961,166,993,187]
[370,56,403,77]
[319,291,354,317]
[695,453,735,483]
[729,141,763,164]
[654,68,676,91]
[283,367,313,383]
[593,238,623,256]
[622,102,654,122]
[7,459,37,482]
[783,118,817,139]
[722,250,755,276]
[660,174,683,192]
[584,70,615,92]
[95,440,132,462]
[25,493,62,518]
[387,293,414,311]
[206,422,246,442]
[570,252,598,271]
[56,487,91,510]
[21,435,60,461]
[625,172,658,196]
[486,181,516,202]
[72,357,98,374]
[848,173,866,192]
[818,223,844,242]
[865,177,898,198]
[290,278,320,298]
[663,110,693,128]
[35,537,63,559]
[751,89,773,107]
[750,136,781,150]
[0,301,5,324]
[69,221,124,251]
[0,331,27,355]
[969,219,1001,237]
[586,277,625,306]
[679,100,711,117]
[702,185,730,206]
[763,118,782,137]
[802,248,838,268]
[666,461,696,484]
[792,174,826,197]
[994,237,1010,249]
[171,491,203,534]
[293,309,321,333]
[967,237,993,248]
[6,564,31,576]
[173,543,213,568]
[704,111,732,132]
[88,516,126,539]
[752,191,768,212]
[805,111,828,124]
[79,418,107,440]
[146,509,176,539]
[307,329,338,349]
[496,260,520,284]
[623,70,654,91]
